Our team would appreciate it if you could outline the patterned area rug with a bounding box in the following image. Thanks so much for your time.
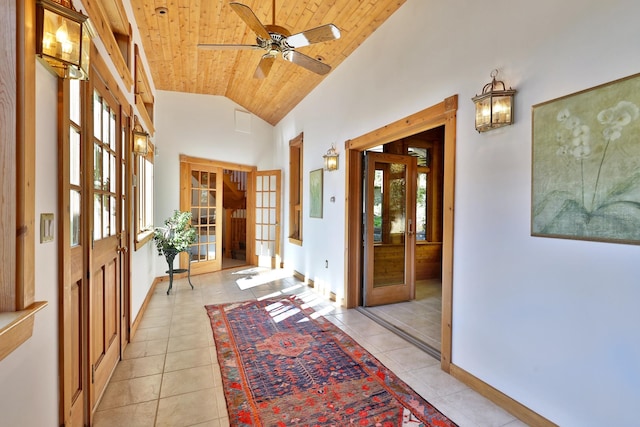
[205,297,457,426]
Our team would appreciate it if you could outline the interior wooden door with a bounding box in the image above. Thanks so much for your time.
[88,77,122,413]
[363,152,417,306]
[255,170,281,268]
[182,162,223,274]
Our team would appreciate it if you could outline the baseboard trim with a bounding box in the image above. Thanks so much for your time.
[129,277,160,341]
[449,364,558,427]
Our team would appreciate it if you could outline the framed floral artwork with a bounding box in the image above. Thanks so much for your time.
[531,72,640,244]
[309,168,323,218]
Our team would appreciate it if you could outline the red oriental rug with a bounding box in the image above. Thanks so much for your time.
[205,297,457,427]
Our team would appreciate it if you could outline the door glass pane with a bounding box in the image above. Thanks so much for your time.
[94,194,102,240]
[110,195,117,236]
[93,92,101,139]
[70,79,80,124]
[373,161,406,288]
[110,111,116,150]
[70,128,81,186]
[70,190,81,246]
[416,171,427,241]
[373,169,383,243]
[103,148,110,190]
[103,194,110,237]
[94,144,102,189]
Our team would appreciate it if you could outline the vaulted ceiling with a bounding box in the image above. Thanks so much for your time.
[130,0,406,125]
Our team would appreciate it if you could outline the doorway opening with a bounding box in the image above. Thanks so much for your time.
[222,169,248,270]
[345,95,457,371]
[360,126,445,358]
[179,155,256,275]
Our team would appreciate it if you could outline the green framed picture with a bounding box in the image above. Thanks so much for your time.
[309,168,323,218]
[531,72,640,244]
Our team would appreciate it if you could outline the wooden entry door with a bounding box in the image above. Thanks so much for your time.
[255,170,281,268]
[363,152,417,306]
[89,79,122,412]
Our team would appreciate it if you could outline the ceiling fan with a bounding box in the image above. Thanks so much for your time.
[197,1,341,79]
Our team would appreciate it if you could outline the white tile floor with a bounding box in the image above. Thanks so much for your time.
[94,267,528,427]
[365,279,443,351]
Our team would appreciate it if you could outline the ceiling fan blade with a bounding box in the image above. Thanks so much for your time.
[254,55,276,79]
[285,24,341,48]
[197,43,262,50]
[284,50,331,75]
[229,2,271,41]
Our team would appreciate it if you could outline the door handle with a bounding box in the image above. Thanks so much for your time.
[116,246,128,253]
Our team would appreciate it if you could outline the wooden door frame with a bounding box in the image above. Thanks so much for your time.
[344,95,457,372]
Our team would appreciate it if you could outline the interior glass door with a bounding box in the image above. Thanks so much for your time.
[256,170,281,268]
[187,164,223,273]
[363,152,416,306]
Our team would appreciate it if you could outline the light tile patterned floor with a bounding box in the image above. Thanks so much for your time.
[365,279,443,350]
[93,267,527,427]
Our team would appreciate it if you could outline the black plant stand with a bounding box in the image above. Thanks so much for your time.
[165,249,193,295]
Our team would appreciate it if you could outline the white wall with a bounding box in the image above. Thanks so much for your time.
[0,63,60,426]
[274,0,640,425]
[153,91,275,276]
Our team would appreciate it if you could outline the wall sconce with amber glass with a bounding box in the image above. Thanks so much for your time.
[323,145,339,171]
[472,69,516,132]
[132,118,149,156]
[36,0,93,80]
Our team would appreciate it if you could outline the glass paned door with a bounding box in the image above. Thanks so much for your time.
[256,170,281,268]
[89,83,122,413]
[363,152,416,306]
[187,164,223,273]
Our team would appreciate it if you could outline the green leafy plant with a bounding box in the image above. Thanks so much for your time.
[153,210,197,257]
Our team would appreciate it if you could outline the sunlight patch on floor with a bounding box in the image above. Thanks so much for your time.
[235,268,293,290]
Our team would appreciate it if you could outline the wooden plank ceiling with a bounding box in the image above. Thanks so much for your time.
[130,0,406,125]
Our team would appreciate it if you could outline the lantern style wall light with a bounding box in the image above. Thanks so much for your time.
[132,117,149,156]
[35,0,93,80]
[323,145,339,171]
[472,69,516,132]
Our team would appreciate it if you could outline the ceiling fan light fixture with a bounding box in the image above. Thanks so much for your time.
[198,1,341,78]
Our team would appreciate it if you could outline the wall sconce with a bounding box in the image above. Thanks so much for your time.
[472,69,516,132]
[323,145,339,171]
[35,0,93,80]
[132,118,149,156]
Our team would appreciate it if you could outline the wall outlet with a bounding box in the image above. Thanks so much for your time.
[325,260,328,268]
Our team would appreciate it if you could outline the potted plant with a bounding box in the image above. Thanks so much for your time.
[153,210,197,270]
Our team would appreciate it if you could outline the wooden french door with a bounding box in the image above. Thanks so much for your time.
[88,76,122,412]
[363,152,417,306]
[255,170,281,268]
[181,160,224,274]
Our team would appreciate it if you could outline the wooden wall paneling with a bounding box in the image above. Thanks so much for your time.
[134,45,154,134]
[82,0,133,90]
